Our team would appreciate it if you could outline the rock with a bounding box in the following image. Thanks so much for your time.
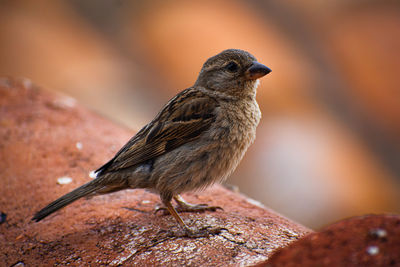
[261,214,400,266]
[0,78,311,266]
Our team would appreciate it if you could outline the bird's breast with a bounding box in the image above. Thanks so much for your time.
[206,99,261,178]
[213,99,260,144]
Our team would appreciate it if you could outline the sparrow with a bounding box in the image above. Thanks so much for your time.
[32,49,271,234]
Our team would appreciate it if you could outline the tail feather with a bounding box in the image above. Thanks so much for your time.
[32,180,103,222]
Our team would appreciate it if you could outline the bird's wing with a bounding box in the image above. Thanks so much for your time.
[95,88,218,174]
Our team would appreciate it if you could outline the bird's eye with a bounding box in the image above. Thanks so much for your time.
[225,61,239,72]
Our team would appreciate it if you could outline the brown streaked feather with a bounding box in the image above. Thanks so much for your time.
[95,88,218,174]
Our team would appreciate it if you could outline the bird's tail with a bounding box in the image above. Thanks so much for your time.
[32,179,104,222]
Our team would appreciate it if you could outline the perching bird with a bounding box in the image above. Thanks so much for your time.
[32,49,271,234]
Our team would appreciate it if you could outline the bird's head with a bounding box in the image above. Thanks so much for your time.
[195,49,271,97]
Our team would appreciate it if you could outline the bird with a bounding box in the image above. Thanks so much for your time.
[32,49,271,234]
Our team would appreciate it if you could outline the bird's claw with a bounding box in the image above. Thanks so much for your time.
[177,204,223,213]
[155,204,223,215]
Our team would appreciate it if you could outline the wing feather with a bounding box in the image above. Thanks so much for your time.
[95,88,218,174]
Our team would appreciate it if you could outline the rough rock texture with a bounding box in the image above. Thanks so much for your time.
[0,78,311,266]
[261,214,400,267]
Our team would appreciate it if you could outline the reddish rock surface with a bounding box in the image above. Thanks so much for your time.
[0,78,311,266]
[261,214,400,267]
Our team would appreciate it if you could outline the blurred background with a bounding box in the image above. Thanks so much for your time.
[1,0,399,229]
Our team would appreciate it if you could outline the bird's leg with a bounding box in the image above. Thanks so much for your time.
[173,195,223,212]
[162,198,192,234]
[155,194,223,215]
[161,197,225,237]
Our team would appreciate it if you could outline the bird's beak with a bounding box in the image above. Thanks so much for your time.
[245,62,271,80]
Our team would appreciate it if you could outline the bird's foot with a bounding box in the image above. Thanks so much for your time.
[154,203,222,215]
[177,202,223,213]
[176,194,223,212]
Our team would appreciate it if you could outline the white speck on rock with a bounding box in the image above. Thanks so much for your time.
[245,196,265,208]
[142,200,151,204]
[89,170,97,179]
[370,228,387,239]
[366,245,379,256]
[57,176,73,185]
[60,96,76,108]
[12,262,25,267]
[76,142,83,150]
[21,78,33,90]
